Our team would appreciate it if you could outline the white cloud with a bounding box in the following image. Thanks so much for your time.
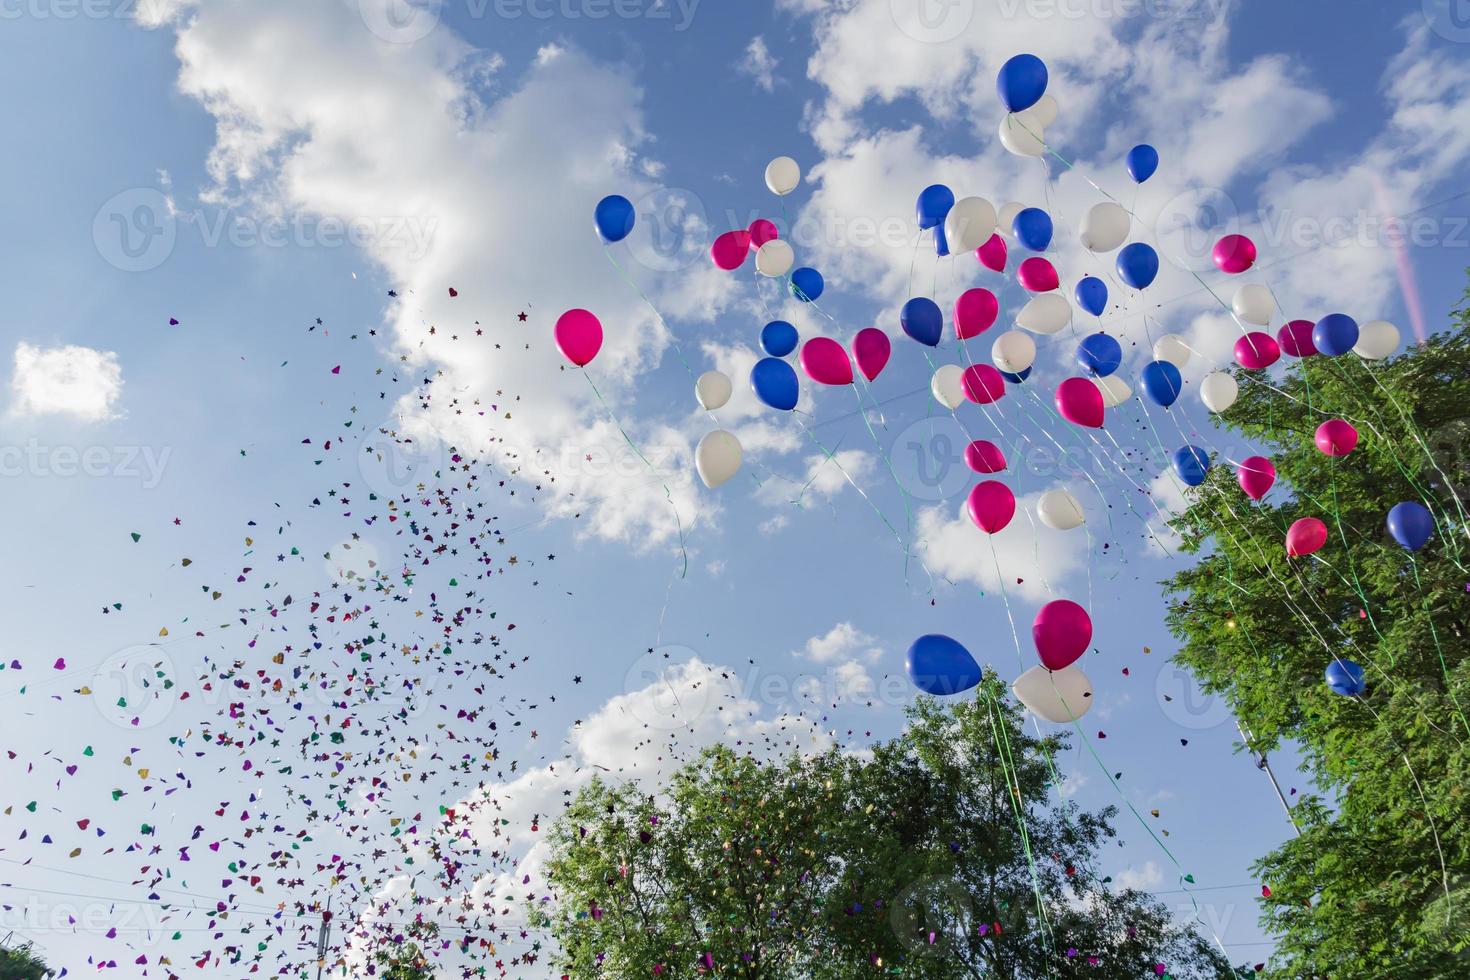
[736,36,779,92]
[9,342,123,422]
[1117,859,1164,891]
[795,621,882,664]
[914,489,1088,602]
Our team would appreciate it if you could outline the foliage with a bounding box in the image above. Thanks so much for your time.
[372,920,441,979]
[0,943,51,980]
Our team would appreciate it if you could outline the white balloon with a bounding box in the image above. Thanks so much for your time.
[1355,320,1400,360]
[755,239,794,278]
[1199,372,1238,413]
[1037,489,1086,530]
[999,110,1046,157]
[764,156,800,196]
[944,196,997,253]
[1153,334,1191,368]
[695,370,732,412]
[931,364,966,410]
[1092,375,1133,409]
[991,330,1037,373]
[1232,284,1275,326]
[997,201,1025,238]
[1013,664,1094,724]
[695,430,743,489]
[1016,293,1072,335]
[1031,93,1059,127]
[1079,201,1130,253]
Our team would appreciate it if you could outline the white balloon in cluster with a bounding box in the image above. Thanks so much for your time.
[999,111,1047,157]
[1092,375,1133,409]
[931,364,966,410]
[1232,284,1275,326]
[1199,372,1239,413]
[944,196,998,253]
[695,370,732,411]
[755,239,794,277]
[764,156,800,196]
[1354,320,1400,360]
[1037,489,1086,530]
[1079,202,1130,253]
[1031,93,1059,126]
[695,430,743,489]
[1153,334,1191,368]
[997,202,1025,237]
[992,331,1037,373]
[1013,665,1094,723]
[1017,293,1071,335]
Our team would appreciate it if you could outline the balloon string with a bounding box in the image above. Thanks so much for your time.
[1408,555,1470,738]
[848,383,921,548]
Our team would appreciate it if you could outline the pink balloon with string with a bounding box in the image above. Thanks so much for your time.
[1315,419,1358,457]
[1237,456,1276,501]
[976,233,1008,273]
[967,480,1016,534]
[954,288,999,339]
[554,309,603,366]
[851,328,891,382]
[748,219,778,249]
[1017,256,1059,292]
[1234,332,1280,370]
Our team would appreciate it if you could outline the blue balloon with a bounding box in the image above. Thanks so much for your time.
[997,53,1048,113]
[760,320,799,357]
[1076,332,1123,377]
[1325,659,1366,697]
[1000,366,1032,385]
[790,267,824,303]
[750,357,799,412]
[901,297,944,347]
[1313,313,1359,357]
[1387,501,1435,551]
[1075,276,1108,317]
[1126,144,1159,183]
[916,184,955,231]
[906,634,982,696]
[1116,242,1160,290]
[593,194,635,244]
[1012,207,1053,252]
[1141,359,1183,407]
[1172,445,1210,487]
[935,222,950,257]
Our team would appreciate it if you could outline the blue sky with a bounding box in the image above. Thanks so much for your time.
[3,1,1470,976]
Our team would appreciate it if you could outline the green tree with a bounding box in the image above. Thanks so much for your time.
[372,920,440,979]
[0,941,51,980]
[1163,306,1470,977]
[536,676,1239,978]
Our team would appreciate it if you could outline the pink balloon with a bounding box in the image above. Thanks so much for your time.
[710,230,750,271]
[1286,517,1328,557]
[1032,599,1092,672]
[1237,456,1276,501]
[1056,377,1104,429]
[852,327,891,382]
[1234,332,1281,370]
[954,288,999,339]
[1315,419,1358,457]
[1213,234,1257,274]
[748,219,778,249]
[554,309,603,366]
[1277,319,1317,358]
[967,480,1016,535]
[1017,256,1059,293]
[799,337,854,387]
[976,233,1008,273]
[962,364,1006,405]
[965,439,1007,474]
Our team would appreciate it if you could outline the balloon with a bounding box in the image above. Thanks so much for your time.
[747,218,778,248]
[1141,359,1183,408]
[1000,366,1032,384]
[1278,319,1317,358]
[1116,242,1159,289]
[1387,501,1434,551]
[968,480,1016,534]
[1355,320,1400,360]
[997,201,1025,235]
[1213,234,1256,274]
[902,297,944,347]
[710,230,751,271]
[750,356,799,411]
[1234,332,1281,370]
[992,330,1037,374]
[765,156,800,196]
[976,233,1009,272]
[906,634,982,696]
[1075,276,1108,317]
[916,185,956,231]
[997,53,1048,112]
[1017,293,1071,334]
[755,239,794,277]
[1013,207,1053,251]
[789,266,824,302]
[965,439,1007,474]
[1286,517,1328,557]
[1126,144,1159,183]
[799,337,853,387]
[1153,334,1190,368]
[1199,371,1238,413]
[1017,256,1059,293]
[1325,659,1366,697]
[1172,445,1210,487]
[695,370,732,411]
[931,364,966,410]
[1013,664,1094,723]
[1033,599,1092,671]
[1313,313,1359,357]
[695,430,742,489]
[998,110,1047,156]
[760,320,798,357]
[1076,332,1122,377]
[962,364,1006,405]
[1093,375,1132,409]
[1232,284,1274,326]
[1037,489,1085,530]
[1056,377,1105,428]
[1237,456,1276,501]
[1031,93,1059,126]
[945,197,998,253]
[954,288,999,339]
[934,222,950,258]
[554,308,603,366]
[1314,419,1358,457]
[852,327,891,382]
[593,194,635,244]
[1080,201,1130,252]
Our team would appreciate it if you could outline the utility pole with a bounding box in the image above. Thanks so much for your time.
[1238,720,1301,836]
[315,897,333,980]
